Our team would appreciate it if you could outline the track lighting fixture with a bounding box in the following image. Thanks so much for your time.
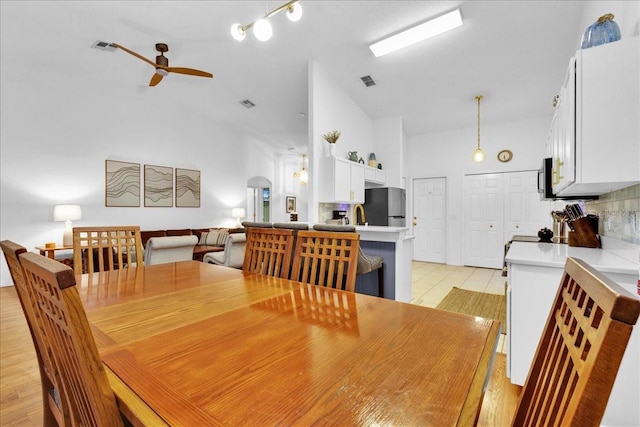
[473,95,486,163]
[231,0,302,42]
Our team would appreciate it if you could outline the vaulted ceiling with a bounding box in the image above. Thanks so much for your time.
[1,1,584,152]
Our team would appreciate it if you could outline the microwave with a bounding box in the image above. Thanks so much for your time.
[538,158,596,201]
[538,158,555,200]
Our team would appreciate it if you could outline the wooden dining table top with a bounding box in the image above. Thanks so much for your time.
[78,261,500,427]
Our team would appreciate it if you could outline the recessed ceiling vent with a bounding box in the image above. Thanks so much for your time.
[360,75,376,87]
[240,99,256,108]
[91,40,117,52]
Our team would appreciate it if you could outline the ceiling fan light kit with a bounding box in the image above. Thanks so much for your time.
[231,0,302,42]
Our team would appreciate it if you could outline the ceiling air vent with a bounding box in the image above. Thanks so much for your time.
[240,99,256,109]
[360,75,376,87]
[91,40,117,52]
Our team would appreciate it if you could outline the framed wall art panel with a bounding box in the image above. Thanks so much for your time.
[176,168,201,208]
[144,165,173,207]
[105,160,140,207]
[286,196,296,213]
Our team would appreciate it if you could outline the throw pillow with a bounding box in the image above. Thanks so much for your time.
[201,228,229,246]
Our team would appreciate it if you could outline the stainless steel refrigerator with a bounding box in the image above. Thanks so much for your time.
[364,187,406,226]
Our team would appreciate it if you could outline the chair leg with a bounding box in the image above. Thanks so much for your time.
[377,264,384,298]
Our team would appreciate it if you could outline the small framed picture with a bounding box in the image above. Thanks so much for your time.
[286,196,296,213]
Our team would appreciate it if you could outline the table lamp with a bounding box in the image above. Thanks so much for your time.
[231,207,245,227]
[53,204,82,246]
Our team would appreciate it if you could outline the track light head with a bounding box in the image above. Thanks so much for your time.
[287,2,303,22]
[253,18,273,41]
[230,23,246,41]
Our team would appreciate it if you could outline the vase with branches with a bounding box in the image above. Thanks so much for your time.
[322,130,340,156]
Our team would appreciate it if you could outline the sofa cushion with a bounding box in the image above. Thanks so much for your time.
[198,228,229,246]
[141,230,167,248]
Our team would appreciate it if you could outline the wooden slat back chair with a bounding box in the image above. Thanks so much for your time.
[19,251,124,427]
[290,230,360,292]
[512,257,640,427]
[73,226,143,275]
[1,240,70,426]
[243,228,295,278]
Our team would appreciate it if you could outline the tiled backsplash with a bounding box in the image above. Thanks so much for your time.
[584,184,640,245]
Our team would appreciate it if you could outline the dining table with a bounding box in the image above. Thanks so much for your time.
[78,260,501,426]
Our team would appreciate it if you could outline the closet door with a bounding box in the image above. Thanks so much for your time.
[504,171,552,239]
[464,174,504,269]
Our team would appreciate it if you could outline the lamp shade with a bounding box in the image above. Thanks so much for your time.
[286,2,302,22]
[253,18,273,41]
[53,204,82,222]
[231,207,246,218]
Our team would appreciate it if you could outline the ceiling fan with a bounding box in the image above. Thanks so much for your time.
[113,43,213,86]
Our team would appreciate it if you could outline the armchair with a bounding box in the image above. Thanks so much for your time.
[203,233,247,268]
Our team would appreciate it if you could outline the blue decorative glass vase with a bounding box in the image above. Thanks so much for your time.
[581,13,621,49]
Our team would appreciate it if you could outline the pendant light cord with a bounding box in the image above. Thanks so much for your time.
[476,95,482,150]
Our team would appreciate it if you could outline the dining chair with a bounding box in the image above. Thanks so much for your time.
[18,251,125,426]
[143,235,198,265]
[512,256,640,426]
[313,224,384,297]
[243,227,295,278]
[1,240,70,427]
[73,226,144,275]
[290,230,360,292]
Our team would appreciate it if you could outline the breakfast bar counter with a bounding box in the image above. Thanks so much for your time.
[355,225,414,302]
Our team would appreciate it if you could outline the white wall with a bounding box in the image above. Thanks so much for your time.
[406,115,552,265]
[372,116,404,188]
[308,60,374,222]
[0,16,280,286]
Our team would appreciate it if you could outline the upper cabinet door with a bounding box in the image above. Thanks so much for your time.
[553,36,639,197]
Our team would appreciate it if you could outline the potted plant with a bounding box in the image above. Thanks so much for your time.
[322,130,340,156]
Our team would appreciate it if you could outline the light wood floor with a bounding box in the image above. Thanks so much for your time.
[0,262,521,426]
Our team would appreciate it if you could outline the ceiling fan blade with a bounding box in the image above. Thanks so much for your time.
[149,73,164,86]
[167,67,213,78]
[112,43,157,68]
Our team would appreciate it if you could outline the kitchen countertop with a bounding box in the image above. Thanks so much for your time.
[505,241,638,275]
[354,225,409,233]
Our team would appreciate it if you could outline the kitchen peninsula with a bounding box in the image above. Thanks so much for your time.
[354,225,414,302]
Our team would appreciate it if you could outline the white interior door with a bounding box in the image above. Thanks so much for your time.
[504,171,552,239]
[413,177,446,263]
[464,174,504,269]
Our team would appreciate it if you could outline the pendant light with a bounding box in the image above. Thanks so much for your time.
[472,95,486,162]
[293,154,308,185]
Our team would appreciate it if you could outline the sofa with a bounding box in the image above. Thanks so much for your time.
[140,227,244,261]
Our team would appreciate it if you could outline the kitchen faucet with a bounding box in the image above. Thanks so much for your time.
[353,204,366,225]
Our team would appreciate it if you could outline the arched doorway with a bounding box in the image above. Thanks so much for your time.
[247,176,271,222]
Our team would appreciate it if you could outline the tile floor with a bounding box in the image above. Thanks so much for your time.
[409,261,508,353]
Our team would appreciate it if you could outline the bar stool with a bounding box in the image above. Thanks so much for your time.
[312,224,384,298]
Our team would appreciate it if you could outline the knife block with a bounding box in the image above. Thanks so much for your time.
[568,217,601,248]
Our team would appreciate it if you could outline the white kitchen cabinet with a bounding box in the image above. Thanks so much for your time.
[318,157,364,203]
[364,166,386,185]
[506,241,639,426]
[552,36,639,196]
